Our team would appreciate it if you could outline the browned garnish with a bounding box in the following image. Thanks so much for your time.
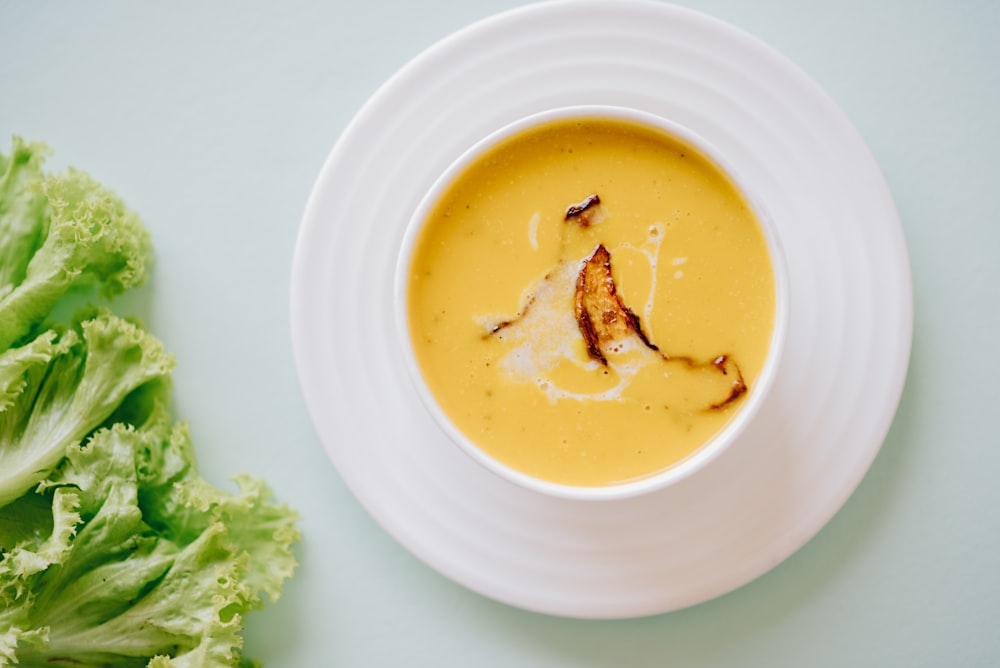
[564,194,602,227]
[574,244,657,365]
[708,355,747,409]
[484,197,749,413]
[484,295,536,338]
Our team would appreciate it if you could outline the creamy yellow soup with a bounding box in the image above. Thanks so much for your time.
[406,117,775,487]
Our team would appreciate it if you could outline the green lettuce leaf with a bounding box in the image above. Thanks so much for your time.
[0,311,175,508]
[136,424,301,610]
[0,138,152,350]
[2,413,298,667]
[0,136,299,667]
[0,485,81,665]
[0,138,49,306]
[0,329,65,414]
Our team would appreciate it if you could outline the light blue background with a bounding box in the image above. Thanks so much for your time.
[2,1,998,665]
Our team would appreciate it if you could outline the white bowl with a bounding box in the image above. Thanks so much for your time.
[395,105,789,501]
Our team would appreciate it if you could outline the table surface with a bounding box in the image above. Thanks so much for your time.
[2,1,998,666]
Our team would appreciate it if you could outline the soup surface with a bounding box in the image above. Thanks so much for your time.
[406,117,776,487]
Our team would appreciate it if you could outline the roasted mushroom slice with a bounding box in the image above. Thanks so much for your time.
[564,194,603,227]
[574,244,657,365]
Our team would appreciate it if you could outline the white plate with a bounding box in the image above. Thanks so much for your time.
[290,0,912,619]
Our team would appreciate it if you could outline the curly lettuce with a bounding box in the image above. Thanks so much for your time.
[0,137,299,667]
[0,138,152,351]
[0,313,174,508]
[1,417,297,666]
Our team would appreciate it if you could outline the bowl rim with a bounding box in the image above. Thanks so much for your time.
[393,104,790,501]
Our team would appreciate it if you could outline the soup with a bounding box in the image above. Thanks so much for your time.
[404,116,776,487]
